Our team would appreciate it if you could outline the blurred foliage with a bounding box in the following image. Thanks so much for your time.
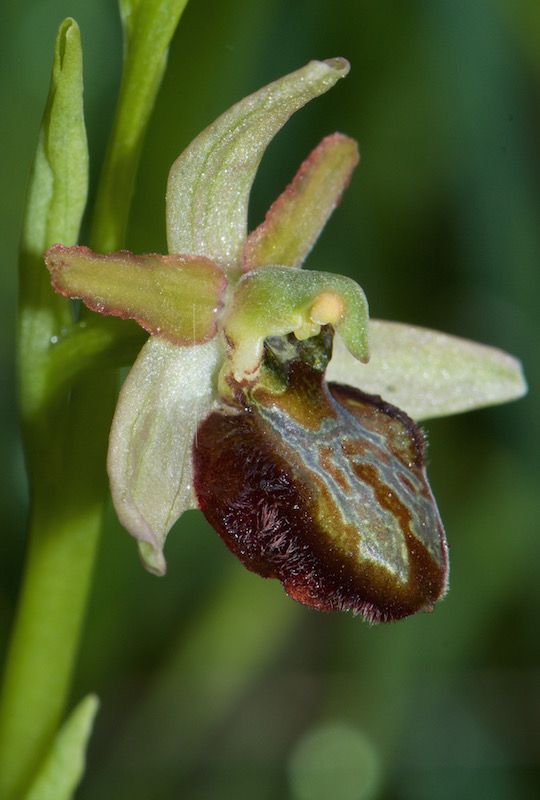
[1,1,538,798]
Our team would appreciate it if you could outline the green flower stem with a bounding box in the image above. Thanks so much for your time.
[0,4,189,797]
[0,382,115,800]
[47,318,145,396]
[91,0,190,252]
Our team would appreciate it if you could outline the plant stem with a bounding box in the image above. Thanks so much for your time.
[0,19,97,797]
[92,0,190,251]
[0,381,115,800]
[0,5,191,796]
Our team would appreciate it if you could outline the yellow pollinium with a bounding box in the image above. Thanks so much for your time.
[310,291,345,326]
[221,267,369,396]
[294,292,344,340]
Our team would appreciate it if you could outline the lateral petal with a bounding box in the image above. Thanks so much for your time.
[243,133,359,271]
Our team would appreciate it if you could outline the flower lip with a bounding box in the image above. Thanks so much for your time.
[193,331,448,622]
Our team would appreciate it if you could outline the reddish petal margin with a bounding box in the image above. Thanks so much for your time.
[45,244,227,345]
[243,133,359,272]
[193,335,448,622]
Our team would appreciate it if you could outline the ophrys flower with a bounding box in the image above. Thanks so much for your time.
[45,59,526,621]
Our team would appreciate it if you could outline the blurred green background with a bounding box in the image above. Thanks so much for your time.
[1,1,539,798]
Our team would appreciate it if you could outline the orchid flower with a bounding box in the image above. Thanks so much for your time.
[44,59,526,622]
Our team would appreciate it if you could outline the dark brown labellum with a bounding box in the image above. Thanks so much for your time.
[193,332,448,622]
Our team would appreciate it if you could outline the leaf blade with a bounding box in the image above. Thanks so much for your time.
[22,18,88,259]
[23,695,98,800]
[19,18,88,425]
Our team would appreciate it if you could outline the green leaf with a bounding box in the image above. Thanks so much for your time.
[166,58,350,266]
[223,266,369,382]
[19,18,88,424]
[243,133,359,271]
[23,695,98,800]
[327,320,527,421]
[92,0,190,251]
[108,337,221,575]
[45,245,227,345]
[22,18,88,261]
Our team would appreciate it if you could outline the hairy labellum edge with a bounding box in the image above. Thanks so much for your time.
[193,374,448,623]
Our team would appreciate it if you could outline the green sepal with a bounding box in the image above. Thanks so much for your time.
[23,695,99,800]
[45,245,227,345]
[223,266,369,383]
[243,133,359,271]
[166,58,350,265]
[327,320,528,421]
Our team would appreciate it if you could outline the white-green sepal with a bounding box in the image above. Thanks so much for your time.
[166,58,350,265]
[107,337,221,574]
[327,320,527,421]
